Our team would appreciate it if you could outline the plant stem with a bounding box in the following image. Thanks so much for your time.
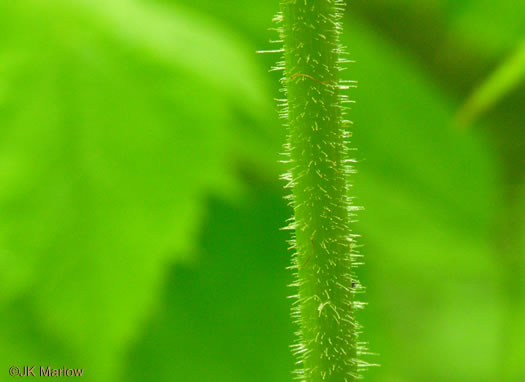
[279,1,362,380]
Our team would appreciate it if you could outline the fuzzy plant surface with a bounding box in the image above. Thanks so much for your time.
[273,0,366,381]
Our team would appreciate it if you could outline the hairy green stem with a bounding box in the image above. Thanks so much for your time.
[278,1,364,380]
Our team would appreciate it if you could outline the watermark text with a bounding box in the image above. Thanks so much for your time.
[9,366,84,378]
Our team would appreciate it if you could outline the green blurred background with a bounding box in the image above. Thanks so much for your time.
[1,0,524,381]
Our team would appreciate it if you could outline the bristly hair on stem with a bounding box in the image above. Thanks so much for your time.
[260,0,372,381]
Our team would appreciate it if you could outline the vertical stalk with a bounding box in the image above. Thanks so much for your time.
[278,1,363,381]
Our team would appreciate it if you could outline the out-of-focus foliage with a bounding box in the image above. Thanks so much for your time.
[0,0,275,379]
[0,0,523,381]
[457,41,525,126]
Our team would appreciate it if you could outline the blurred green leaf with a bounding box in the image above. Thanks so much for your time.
[456,40,525,127]
[449,0,525,54]
[354,0,525,55]
[125,189,294,382]
[0,0,274,379]
[345,18,500,381]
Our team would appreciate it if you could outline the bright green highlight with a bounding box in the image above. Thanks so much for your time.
[457,39,525,126]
